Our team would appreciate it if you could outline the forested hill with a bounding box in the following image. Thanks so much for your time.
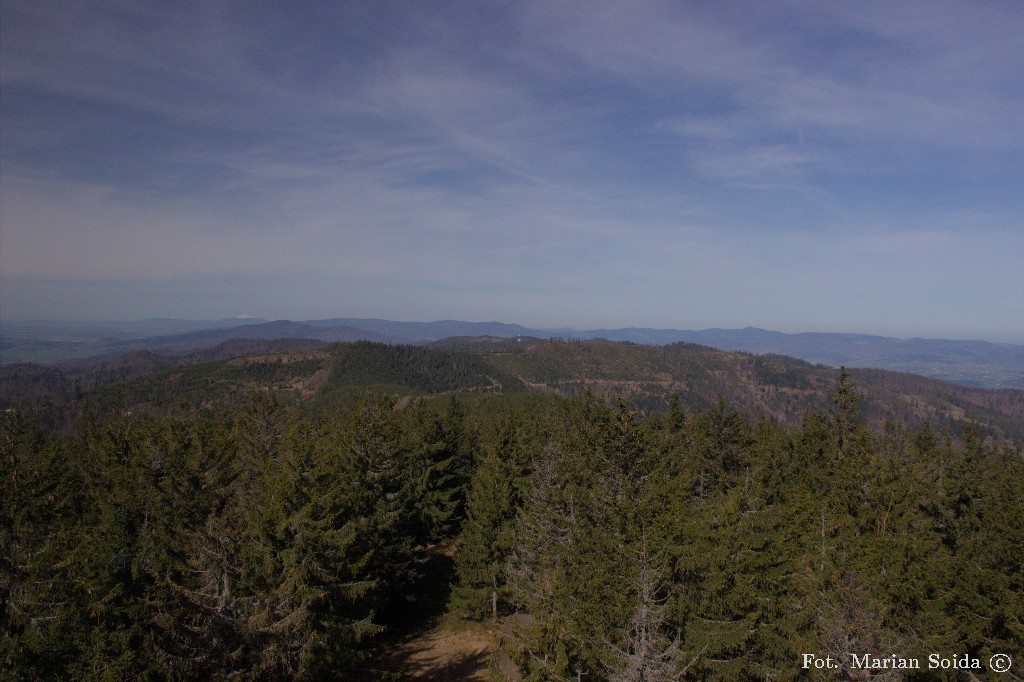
[3,338,1023,679]
[460,337,1024,444]
[3,337,1022,445]
[6,317,1022,388]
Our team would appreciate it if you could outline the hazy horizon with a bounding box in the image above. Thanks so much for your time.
[3,1,1022,344]
[2,313,1022,345]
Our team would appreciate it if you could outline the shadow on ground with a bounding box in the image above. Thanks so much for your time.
[370,628,491,680]
[358,544,494,680]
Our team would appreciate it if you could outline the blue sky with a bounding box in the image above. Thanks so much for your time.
[2,0,1023,341]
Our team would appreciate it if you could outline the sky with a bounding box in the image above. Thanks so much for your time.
[2,0,1023,342]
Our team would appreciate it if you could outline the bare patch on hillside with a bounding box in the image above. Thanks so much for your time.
[371,622,492,680]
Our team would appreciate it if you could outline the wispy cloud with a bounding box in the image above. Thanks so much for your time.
[2,0,1022,339]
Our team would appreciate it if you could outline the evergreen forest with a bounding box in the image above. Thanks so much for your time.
[2,341,1023,680]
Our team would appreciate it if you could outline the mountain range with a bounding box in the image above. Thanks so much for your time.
[2,317,1022,388]
[3,336,1023,447]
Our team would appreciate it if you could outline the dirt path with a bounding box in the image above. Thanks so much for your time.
[372,622,494,680]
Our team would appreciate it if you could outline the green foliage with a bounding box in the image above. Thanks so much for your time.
[451,418,523,620]
[409,396,476,543]
[325,342,526,396]
[1,412,84,676]
[828,365,871,459]
[2,365,1022,680]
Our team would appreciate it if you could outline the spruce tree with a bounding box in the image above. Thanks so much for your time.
[342,394,418,623]
[505,443,578,680]
[603,540,688,682]
[1,412,82,677]
[412,396,474,543]
[453,439,518,620]
[827,366,862,460]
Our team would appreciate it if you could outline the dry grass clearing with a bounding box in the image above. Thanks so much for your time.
[371,621,493,680]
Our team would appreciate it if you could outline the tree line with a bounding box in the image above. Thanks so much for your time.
[3,370,1022,680]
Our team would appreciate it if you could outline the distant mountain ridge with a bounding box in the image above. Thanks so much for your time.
[4,337,1022,446]
[105,320,392,352]
[560,326,1024,389]
[302,318,535,340]
[2,317,1021,388]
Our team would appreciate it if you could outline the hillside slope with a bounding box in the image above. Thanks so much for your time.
[7,317,1022,387]
[455,337,1024,443]
[5,338,1022,445]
